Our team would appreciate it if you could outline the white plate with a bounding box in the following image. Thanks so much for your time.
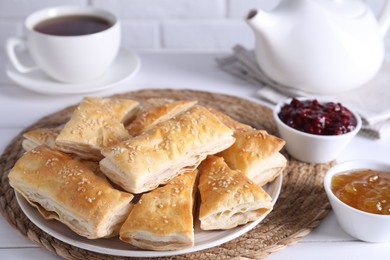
[15,174,282,257]
[6,48,141,95]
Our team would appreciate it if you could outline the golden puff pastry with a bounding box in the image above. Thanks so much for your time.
[198,155,273,230]
[100,105,235,194]
[207,106,253,132]
[22,128,61,151]
[218,129,287,186]
[22,128,109,180]
[120,170,198,251]
[8,145,134,239]
[126,99,197,136]
[209,107,286,186]
[55,97,139,160]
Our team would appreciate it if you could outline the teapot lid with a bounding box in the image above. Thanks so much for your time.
[311,0,367,18]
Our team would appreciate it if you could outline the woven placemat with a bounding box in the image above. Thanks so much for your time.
[0,89,333,259]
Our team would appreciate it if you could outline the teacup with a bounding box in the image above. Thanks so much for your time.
[5,6,120,83]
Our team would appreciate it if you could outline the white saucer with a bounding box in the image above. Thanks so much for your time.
[6,48,141,95]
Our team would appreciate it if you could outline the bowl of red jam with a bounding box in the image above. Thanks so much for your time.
[273,97,362,163]
[324,160,390,242]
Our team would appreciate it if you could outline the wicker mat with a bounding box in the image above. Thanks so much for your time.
[0,89,333,259]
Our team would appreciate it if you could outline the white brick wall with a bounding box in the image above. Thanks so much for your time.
[0,0,87,18]
[0,0,387,52]
[121,20,160,49]
[163,20,252,50]
[91,0,226,19]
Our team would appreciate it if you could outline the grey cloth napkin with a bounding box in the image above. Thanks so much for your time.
[216,45,390,139]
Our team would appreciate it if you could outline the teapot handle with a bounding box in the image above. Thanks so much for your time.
[378,0,390,36]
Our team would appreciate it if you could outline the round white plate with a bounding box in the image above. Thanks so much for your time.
[6,48,141,95]
[15,174,282,257]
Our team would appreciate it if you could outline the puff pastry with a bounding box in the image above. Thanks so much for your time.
[100,105,235,194]
[22,128,61,151]
[120,170,197,250]
[22,128,109,180]
[198,155,273,230]
[218,129,287,186]
[8,145,134,239]
[55,97,139,160]
[207,106,253,132]
[127,98,197,136]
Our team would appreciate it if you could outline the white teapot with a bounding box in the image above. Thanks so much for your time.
[246,0,390,94]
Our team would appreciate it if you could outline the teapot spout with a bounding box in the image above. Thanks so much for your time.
[246,9,273,35]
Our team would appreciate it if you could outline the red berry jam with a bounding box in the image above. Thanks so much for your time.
[278,98,357,135]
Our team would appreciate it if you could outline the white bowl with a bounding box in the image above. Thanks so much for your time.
[324,160,390,243]
[273,97,362,163]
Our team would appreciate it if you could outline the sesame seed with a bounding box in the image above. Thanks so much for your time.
[163,220,169,223]
[77,187,86,192]
[30,149,40,154]
[45,157,59,167]
[158,204,164,208]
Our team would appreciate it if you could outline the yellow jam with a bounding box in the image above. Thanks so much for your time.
[331,169,390,215]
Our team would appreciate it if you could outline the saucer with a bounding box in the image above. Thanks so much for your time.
[6,48,141,95]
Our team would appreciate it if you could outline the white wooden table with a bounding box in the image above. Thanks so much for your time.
[0,51,389,259]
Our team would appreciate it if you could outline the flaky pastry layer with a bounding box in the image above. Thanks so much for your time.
[120,170,198,250]
[198,155,273,230]
[8,145,134,239]
[55,97,139,160]
[100,105,235,193]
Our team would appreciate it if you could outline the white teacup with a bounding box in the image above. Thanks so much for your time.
[6,6,120,83]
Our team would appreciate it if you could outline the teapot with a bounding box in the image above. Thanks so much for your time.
[246,0,390,94]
